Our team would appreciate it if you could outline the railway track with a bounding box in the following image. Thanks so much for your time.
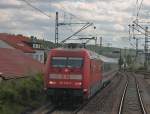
[77,72,124,113]
[48,100,89,114]
[29,94,91,114]
[49,110,73,114]
[45,106,57,114]
[72,101,89,114]
[118,73,146,114]
[41,72,147,114]
[27,103,57,114]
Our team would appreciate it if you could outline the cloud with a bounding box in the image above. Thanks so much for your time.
[114,24,125,31]
[1,0,21,5]
[0,0,149,48]
[143,0,150,6]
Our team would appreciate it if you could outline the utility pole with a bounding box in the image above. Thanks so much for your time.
[119,49,122,70]
[100,37,102,48]
[132,24,135,39]
[95,37,97,46]
[99,37,102,54]
[54,12,94,45]
[124,48,127,71]
[55,12,59,47]
[95,37,98,52]
[144,27,148,70]
[135,38,139,62]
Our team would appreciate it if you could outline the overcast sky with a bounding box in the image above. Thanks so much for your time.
[0,0,150,48]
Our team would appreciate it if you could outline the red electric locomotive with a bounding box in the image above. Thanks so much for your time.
[44,47,118,104]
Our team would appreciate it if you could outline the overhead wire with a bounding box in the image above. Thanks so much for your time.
[128,0,148,50]
[56,2,95,43]
[58,3,88,23]
[21,0,51,18]
[21,0,132,47]
[61,23,93,43]
[136,0,139,16]
[137,0,144,17]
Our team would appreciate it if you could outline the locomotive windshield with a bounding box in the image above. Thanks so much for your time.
[51,57,67,67]
[51,57,83,68]
[68,57,83,68]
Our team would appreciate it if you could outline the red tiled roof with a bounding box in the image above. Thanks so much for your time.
[0,33,35,53]
[0,48,44,80]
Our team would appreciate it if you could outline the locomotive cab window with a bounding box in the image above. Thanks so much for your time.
[68,57,83,68]
[51,57,67,67]
[51,57,83,68]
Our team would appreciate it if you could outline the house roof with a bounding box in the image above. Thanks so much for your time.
[0,48,44,80]
[0,33,35,53]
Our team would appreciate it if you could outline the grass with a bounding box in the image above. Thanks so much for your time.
[0,73,47,114]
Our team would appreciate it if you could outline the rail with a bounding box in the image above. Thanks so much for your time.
[135,74,146,114]
[118,79,128,114]
[72,101,89,114]
[118,73,147,114]
[45,105,57,114]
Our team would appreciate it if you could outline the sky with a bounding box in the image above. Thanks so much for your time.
[0,0,150,48]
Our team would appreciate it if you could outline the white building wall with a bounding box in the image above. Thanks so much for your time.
[0,40,14,49]
[32,50,44,63]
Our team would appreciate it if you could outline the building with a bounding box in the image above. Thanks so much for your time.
[0,39,14,49]
[0,48,43,80]
[30,36,45,63]
[0,33,45,63]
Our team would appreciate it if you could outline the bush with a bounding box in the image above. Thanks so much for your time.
[0,73,46,114]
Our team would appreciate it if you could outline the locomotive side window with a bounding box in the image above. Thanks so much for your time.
[51,57,67,67]
[68,57,83,68]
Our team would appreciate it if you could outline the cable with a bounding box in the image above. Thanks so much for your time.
[136,0,139,16]
[21,0,51,18]
[131,26,150,38]
[136,0,139,4]
[137,0,144,18]
[58,3,89,23]
[61,23,93,43]
[129,41,136,48]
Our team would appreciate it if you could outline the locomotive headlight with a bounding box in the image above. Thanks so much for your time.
[75,82,82,86]
[83,89,88,92]
[49,81,56,85]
